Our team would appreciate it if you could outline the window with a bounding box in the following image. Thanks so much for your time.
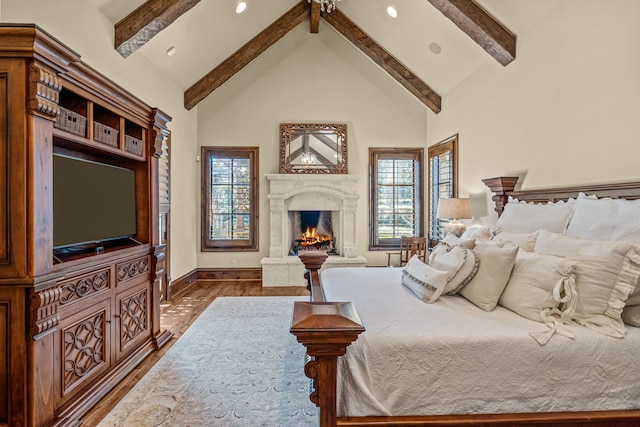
[369,148,424,250]
[201,147,258,251]
[428,134,458,245]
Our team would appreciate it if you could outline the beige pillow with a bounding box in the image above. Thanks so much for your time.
[461,226,497,241]
[401,255,449,303]
[499,251,577,323]
[622,305,640,327]
[566,194,640,242]
[429,243,479,295]
[534,230,640,337]
[497,202,573,233]
[442,233,476,249]
[492,230,539,252]
[564,194,640,327]
[459,242,518,311]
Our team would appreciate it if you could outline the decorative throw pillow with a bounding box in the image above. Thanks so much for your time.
[442,233,476,249]
[534,230,640,337]
[622,305,640,327]
[499,251,577,323]
[492,230,539,252]
[401,255,449,303]
[459,241,518,311]
[461,226,498,241]
[496,202,573,233]
[565,194,640,327]
[429,243,479,294]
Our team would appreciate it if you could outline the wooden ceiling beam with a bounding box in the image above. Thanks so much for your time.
[184,2,309,110]
[115,0,201,58]
[310,1,321,33]
[426,0,516,66]
[322,9,441,113]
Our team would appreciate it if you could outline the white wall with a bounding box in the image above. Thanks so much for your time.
[427,0,640,225]
[197,21,429,268]
[1,0,199,281]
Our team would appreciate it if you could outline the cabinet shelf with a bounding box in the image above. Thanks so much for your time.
[53,128,146,161]
[55,88,147,160]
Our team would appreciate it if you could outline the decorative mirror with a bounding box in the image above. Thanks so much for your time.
[279,123,348,174]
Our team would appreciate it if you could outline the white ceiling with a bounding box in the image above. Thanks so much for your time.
[86,0,560,101]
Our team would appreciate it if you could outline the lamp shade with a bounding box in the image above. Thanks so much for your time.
[437,198,472,219]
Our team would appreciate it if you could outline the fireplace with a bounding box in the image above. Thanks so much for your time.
[289,210,337,255]
[261,174,367,286]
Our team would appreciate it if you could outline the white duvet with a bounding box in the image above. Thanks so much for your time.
[321,267,640,417]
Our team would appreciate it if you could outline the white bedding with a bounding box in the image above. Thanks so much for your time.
[321,267,640,417]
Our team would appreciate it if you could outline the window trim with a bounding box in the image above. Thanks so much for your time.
[201,146,259,252]
[427,134,459,246]
[369,147,424,250]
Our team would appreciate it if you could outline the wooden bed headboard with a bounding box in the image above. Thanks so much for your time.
[483,177,640,216]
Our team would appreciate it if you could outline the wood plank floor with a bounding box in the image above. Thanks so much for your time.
[82,281,309,426]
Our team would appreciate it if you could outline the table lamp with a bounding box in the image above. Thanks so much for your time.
[437,198,472,237]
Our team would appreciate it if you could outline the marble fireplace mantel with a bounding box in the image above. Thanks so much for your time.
[261,174,366,287]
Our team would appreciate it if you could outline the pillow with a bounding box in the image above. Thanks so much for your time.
[461,226,498,241]
[622,305,640,327]
[442,233,476,249]
[534,230,640,337]
[499,251,577,323]
[401,255,449,303]
[429,243,479,294]
[459,242,518,311]
[565,195,640,327]
[497,202,573,233]
[566,195,640,242]
[492,230,539,252]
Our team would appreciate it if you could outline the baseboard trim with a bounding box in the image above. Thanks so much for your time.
[197,268,261,282]
[168,269,198,299]
[168,268,262,300]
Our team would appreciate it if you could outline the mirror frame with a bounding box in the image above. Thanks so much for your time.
[279,123,348,174]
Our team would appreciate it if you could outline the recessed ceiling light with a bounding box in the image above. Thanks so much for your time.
[166,46,177,56]
[387,6,398,18]
[236,2,247,14]
[429,42,442,55]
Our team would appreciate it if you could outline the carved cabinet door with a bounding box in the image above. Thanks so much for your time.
[114,282,151,362]
[57,298,112,407]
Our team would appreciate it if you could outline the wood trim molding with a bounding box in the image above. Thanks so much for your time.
[482,176,519,216]
[184,2,309,110]
[168,268,263,299]
[197,268,262,283]
[322,9,441,113]
[167,269,197,299]
[426,0,516,66]
[115,0,201,58]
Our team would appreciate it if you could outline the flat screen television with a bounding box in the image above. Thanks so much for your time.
[53,154,137,250]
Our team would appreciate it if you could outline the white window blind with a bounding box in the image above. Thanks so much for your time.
[428,135,458,243]
[370,148,423,249]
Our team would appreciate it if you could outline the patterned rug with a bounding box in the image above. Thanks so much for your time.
[98,296,318,426]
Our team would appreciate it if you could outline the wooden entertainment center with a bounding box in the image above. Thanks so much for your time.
[0,24,172,426]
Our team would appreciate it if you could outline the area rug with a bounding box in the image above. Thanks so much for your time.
[98,296,318,426]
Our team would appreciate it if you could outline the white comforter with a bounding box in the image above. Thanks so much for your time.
[321,267,640,417]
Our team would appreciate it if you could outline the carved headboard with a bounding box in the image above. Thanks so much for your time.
[483,177,640,217]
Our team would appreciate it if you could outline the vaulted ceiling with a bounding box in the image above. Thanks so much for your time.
[87,0,560,113]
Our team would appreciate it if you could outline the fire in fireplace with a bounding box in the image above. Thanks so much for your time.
[289,211,337,255]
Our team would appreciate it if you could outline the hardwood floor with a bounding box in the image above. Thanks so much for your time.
[82,281,309,426]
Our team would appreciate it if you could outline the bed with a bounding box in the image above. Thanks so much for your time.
[290,177,640,427]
